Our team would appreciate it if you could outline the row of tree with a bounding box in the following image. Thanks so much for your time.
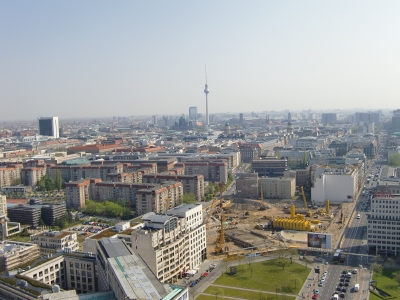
[83,200,132,219]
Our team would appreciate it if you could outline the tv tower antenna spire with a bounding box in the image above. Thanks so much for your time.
[204,65,210,126]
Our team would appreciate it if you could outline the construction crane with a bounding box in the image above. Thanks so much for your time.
[204,197,218,230]
[301,186,313,217]
[214,214,226,254]
[259,186,266,210]
[163,198,170,214]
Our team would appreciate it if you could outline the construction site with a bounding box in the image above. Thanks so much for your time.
[204,186,355,260]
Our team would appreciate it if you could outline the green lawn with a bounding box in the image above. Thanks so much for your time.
[213,258,309,295]
[8,235,30,243]
[372,268,400,299]
[202,286,295,300]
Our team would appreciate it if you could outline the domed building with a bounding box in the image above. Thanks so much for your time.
[173,114,194,130]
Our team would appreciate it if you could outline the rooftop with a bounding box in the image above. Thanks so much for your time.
[108,255,163,300]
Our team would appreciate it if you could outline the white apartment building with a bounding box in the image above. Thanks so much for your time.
[311,167,358,205]
[167,204,206,268]
[0,241,40,272]
[133,213,189,283]
[368,195,400,256]
[30,231,79,255]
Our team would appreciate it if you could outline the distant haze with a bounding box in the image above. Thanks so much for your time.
[1,1,400,121]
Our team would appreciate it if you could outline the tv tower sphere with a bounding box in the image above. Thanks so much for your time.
[204,84,209,94]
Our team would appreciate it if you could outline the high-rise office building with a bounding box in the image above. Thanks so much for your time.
[189,106,197,120]
[392,109,400,132]
[321,113,337,125]
[38,116,59,138]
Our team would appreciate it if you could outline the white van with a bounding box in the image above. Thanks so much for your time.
[333,294,339,300]
[356,214,361,219]
[354,283,359,292]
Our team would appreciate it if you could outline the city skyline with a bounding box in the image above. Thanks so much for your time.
[2,1,400,121]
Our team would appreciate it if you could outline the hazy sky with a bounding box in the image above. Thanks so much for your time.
[2,1,400,121]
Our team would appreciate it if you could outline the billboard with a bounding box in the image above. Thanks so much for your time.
[307,233,332,249]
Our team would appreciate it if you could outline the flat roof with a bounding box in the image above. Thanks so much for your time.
[108,255,162,300]
[100,238,131,258]
[167,203,200,214]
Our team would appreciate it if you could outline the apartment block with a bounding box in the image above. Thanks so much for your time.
[183,160,228,183]
[0,241,40,272]
[30,231,78,255]
[0,164,23,187]
[367,194,400,256]
[132,213,191,283]
[21,166,46,186]
[259,177,296,199]
[0,195,6,216]
[166,204,206,268]
[47,163,124,182]
[252,157,288,177]
[96,238,173,299]
[142,174,205,201]
[135,181,183,215]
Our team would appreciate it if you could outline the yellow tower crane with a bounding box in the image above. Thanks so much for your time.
[214,214,226,253]
[301,186,313,217]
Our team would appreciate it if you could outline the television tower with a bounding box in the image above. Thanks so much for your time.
[204,66,210,126]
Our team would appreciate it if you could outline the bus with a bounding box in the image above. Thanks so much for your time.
[333,252,340,263]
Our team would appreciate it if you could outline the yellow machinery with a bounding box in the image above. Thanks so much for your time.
[214,215,226,253]
[273,216,317,231]
[275,204,319,231]
[301,186,313,217]
[325,199,330,214]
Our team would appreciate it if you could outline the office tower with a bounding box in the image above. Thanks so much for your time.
[151,115,158,126]
[239,113,243,124]
[189,106,197,120]
[392,109,400,132]
[321,113,337,125]
[38,116,59,138]
[204,67,209,126]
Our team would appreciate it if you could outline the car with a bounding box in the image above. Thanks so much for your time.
[336,287,341,291]
[341,288,347,293]
[314,290,319,294]
[312,294,318,299]
[320,278,325,282]
[339,293,345,298]
[190,282,196,287]
[342,270,347,274]
[345,278,350,282]
[339,282,344,286]
[352,269,358,274]
[318,282,323,287]
[323,271,328,275]
[340,278,345,282]
[344,282,349,286]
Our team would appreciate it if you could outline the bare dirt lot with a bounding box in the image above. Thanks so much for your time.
[206,195,357,257]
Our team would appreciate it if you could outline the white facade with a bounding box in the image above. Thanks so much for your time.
[311,168,358,204]
[0,195,6,216]
[368,195,400,256]
[167,204,206,268]
[30,231,79,254]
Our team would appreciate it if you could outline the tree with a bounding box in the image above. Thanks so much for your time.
[386,257,396,269]
[277,259,288,270]
[371,263,383,275]
[182,193,196,204]
[228,173,234,182]
[393,271,400,286]
[55,170,62,191]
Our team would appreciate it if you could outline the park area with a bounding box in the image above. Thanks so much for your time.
[370,268,400,300]
[197,258,310,300]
